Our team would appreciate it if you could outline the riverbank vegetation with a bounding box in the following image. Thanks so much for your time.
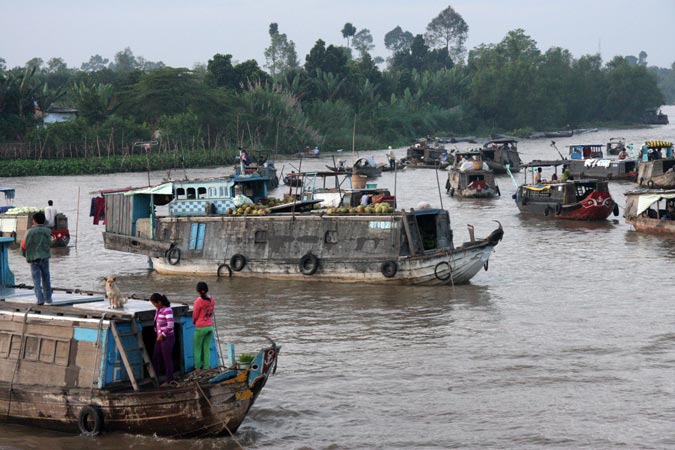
[1,5,671,176]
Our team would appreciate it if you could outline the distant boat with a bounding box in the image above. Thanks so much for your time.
[624,188,675,235]
[481,139,523,173]
[511,162,619,220]
[640,107,669,125]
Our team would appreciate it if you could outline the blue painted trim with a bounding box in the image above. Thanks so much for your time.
[74,327,99,342]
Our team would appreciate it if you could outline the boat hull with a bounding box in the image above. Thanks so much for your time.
[152,227,503,286]
[516,190,616,221]
[0,377,257,438]
[626,217,675,235]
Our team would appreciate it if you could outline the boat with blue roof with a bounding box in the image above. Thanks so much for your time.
[99,170,503,285]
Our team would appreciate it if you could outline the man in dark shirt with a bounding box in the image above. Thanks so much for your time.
[23,211,52,304]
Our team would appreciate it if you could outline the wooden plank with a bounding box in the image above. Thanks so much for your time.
[401,212,424,255]
[130,320,158,385]
[110,322,139,391]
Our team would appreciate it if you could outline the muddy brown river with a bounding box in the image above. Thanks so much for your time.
[1,107,674,449]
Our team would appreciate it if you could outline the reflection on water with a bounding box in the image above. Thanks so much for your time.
[2,111,675,448]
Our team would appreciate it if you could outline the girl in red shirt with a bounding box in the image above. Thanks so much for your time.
[192,281,214,370]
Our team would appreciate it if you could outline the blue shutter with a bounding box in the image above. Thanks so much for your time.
[189,223,198,249]
[196,224,206,250]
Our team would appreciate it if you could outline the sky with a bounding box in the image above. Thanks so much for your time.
[1,0,674,70]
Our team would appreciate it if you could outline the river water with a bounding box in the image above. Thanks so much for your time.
[1,107,674,449]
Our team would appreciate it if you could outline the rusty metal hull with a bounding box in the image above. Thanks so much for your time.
[152,226,504,285]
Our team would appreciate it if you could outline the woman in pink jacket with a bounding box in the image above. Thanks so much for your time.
[150,293,175,385]
[192,282,215,371]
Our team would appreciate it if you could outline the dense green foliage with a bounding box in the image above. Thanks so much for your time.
[0,6,671,177]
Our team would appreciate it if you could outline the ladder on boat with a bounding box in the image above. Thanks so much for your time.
[110,320,158,391]
[401,211,425,255]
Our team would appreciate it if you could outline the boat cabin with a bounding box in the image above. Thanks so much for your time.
[569,144,603,160]
[0,237,219,393]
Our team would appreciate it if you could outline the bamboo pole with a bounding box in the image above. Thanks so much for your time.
[75,187,80,248]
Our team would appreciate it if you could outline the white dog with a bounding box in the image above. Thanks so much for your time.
[104,277,128,309]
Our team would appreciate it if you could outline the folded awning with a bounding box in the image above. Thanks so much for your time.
[123,183,174,196]
[636,192,675,215]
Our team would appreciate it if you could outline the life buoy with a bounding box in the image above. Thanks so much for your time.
[555,203,563,215]
[613,204,619,217]
[647,180,655,188]
[381,260,398,278]
[78,405,104,436]
[166,247,181,265]
[299,253,319,275]
[434,261,452,281]
[230,254,247,272]
[217,263,232,277]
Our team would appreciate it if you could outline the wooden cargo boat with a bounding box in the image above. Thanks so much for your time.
[0,188,70,247]
[636,141,675,188]
[510,162,618,220]
[640,107,669,125]
[624,189,675,235]
[0,236,279,437]
[565,144,637,180]
[99,176,503,285]
[445,151,500,198]
[404,139,450,169]
[481,139,522,173]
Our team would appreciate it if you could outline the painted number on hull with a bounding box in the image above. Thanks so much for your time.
[369,221,394,230]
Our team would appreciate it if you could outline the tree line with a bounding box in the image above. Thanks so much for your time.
[0,5,670,169]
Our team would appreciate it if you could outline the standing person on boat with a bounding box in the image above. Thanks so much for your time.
[193,281,215,371]
[617,148,628,160]
[44,200,56,228]
[534,167,543,184]
[561,165,571,182]
[386,147,396,169]
[22,211,52,305]
[150,293,175,385]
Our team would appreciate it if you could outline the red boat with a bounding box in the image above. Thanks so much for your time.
[511,162,619,220]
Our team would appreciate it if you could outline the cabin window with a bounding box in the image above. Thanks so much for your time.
[9,334,21,359]
[189,223,206,250]
[187,188,196,199]
[54,340,70,365]
[39,339,56,363]
[23,336,39,361]
[208,187,218,197]
[219,187,227,197]
[197,187,207,199]
[324,230,338,244]
[0,332,10,358]
[176,188,186,199]
[254,230,267,243]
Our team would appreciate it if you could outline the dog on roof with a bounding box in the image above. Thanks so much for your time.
[104,277,128,309]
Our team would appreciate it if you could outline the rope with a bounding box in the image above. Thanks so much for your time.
[194,381,244,449]
[90,313,106,401]
[6,308,31,418]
